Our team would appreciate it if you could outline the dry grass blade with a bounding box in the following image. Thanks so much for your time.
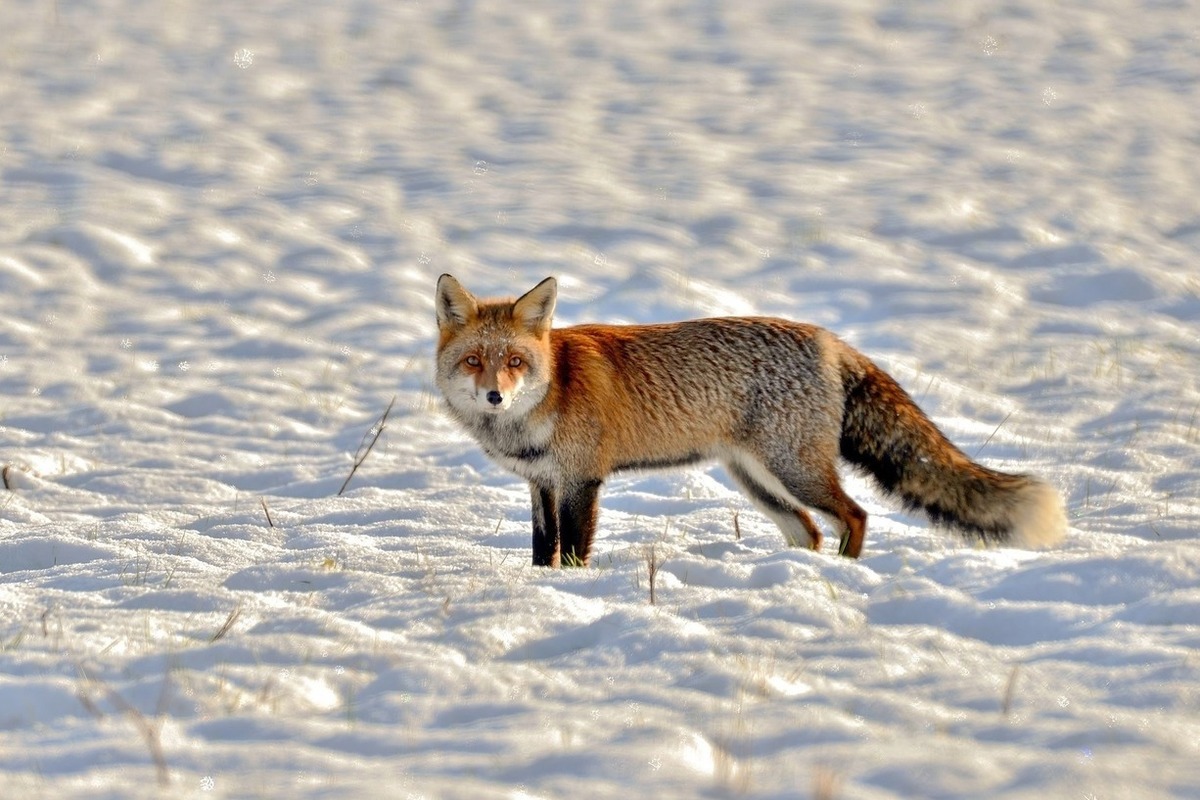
[210,604,243,643]
[1001,664,1020,717]
[974,410,1014,458]
[75,663,171,787]
[645,543,663,606]
[813,765,842,800]
[338,395,397,496]
[260,497,275,528]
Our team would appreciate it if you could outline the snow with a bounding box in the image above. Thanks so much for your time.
[1,0,1197,797]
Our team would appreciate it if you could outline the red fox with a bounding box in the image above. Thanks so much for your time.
[435,274,1067,567]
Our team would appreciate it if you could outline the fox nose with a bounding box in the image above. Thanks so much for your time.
[486,390,503,406]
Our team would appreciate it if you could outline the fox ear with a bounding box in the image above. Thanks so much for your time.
[512,276,557,334]
[436,274,478,330]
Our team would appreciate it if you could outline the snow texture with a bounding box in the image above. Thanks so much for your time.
[1,0,1197,798]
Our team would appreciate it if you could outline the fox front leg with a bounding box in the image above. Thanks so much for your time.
[529,480,602,567]
[557,480,602,567]
[530,483,561,567]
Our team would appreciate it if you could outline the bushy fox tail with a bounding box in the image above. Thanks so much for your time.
[838,350,1066,549]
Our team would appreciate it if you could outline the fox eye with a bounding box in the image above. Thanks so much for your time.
[508,355,523,368]
[465,355,481,368]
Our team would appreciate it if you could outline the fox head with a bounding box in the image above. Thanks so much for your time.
[434,274,556,418]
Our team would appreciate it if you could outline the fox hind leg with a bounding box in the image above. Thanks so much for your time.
[776,464,867,558]
[727,452,868,558]
[819,481,867,558]
[841,503,867,556]
[725,458,824,551]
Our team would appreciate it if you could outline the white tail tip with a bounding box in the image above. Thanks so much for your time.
[1009,479,1068,549]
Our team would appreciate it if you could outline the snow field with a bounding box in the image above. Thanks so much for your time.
[1,0,1198,797]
